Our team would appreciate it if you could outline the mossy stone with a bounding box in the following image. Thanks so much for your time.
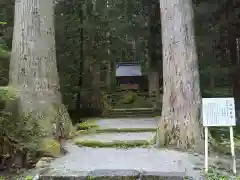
[40,138,61,157]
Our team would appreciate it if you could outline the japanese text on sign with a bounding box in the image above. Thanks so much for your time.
[202,98,236,126]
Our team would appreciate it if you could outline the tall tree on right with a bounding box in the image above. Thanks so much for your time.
[156,0,204,150]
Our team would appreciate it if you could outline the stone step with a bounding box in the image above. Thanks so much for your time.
[95,118,158,130]
[102,108,161,118]
[111,108,156,111]
[101,113,160,118]
[74,132,156,148]
[76,132,155,143]
[39,169,195,180]
[38,144,202,179]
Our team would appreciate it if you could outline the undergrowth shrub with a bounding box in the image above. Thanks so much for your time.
[0,86,72,170]
[0,87,46,168]
[101,92,113,110]
[120,91,137,104]
[203,166,237,179]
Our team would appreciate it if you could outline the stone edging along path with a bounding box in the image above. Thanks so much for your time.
[39,169,198,180]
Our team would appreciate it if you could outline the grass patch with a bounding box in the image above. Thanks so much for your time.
[77,119,99,130]
[39,138,61,157]
[77,118,157,133]
[213,137,240,155]
[0,47,9,58]
[202,166,237,179]
[94,128,156,133]
[109,92,154,109]
[0,86,18,100]
[75,129,99,136]
[75,139,150,148]
[210,127,240,155]
[75,128,156,137]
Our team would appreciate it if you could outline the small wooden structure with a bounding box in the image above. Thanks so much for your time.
[115,62,148,92]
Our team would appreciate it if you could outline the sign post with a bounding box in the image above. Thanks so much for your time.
[204,126,208,172]
[202,97,236,174]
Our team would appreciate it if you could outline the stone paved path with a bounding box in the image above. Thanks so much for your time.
[4,118,240,179]
[41,142,202,178]
[37,118,206,179]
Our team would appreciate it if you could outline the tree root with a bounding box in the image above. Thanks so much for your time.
[156,116,207,153]
[156,125,220,154]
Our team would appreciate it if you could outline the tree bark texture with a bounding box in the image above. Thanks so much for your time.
[9,0,72,139]
[156,0,203,150]
[148,71,161,109]
[106,31,112,90]
[148,72,158,96]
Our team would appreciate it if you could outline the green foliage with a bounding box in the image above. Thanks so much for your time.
[0,20,10,85]
[75,139,150,148]
[0,86,17,100]
[0,0,236,113]
[202,88,232,98]
[76,117,156,136]
[110,92,154,109]
[54,0,150,110]
[40,138,61,157]
[24,176,33,180]
[209,127,240,155]
[0,0,238,160]
[76,127,156,136]
[91,127,156,133]
[0,19,10,58]
[203,167,237,180]
[0,21,7,25]
[78,119,99,130]
[0,110,44,152]
[102,92,113,110]
[120,91,137,104]
[0,46,8,58]
[0,87,65,158]
[88,176,95,180]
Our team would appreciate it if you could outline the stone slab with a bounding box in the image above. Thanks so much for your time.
[39,170,89,180]
[140,171,196,180]
[88,169,140,180]
[39,176,87,180]
[39,143,202,179]
[75,132,155,143]
[96,118,158,129]
[39,170,199,180]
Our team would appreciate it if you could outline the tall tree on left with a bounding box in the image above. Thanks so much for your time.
[9,0,73,149]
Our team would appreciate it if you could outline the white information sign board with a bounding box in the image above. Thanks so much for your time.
[202,98,235,126]
[202,97,236,174]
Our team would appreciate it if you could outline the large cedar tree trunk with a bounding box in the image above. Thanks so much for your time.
[9,0,72,141]
[156,0,203,150]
